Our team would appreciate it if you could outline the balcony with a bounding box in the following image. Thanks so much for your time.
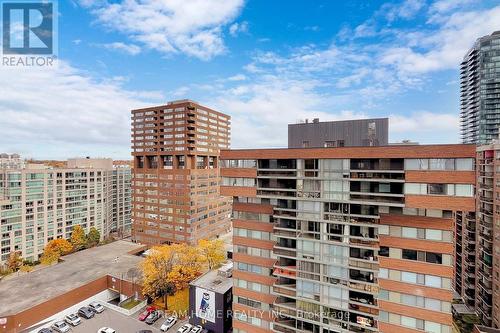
[350,270,375,284]
[274,265,297,278]
[274,298,298,318]
[273,284,296,298]
[350,291,377,307]
[272,319,299,333]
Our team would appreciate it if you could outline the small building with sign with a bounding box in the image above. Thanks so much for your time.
[189,262,233,333]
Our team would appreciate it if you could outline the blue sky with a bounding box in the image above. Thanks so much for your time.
[1,0,500,159]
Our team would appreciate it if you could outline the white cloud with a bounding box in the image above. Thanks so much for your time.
[227,74,247,81]
[389,112,459,143]
[204,74,369,148]
[171,86,190,97]
[229,21,249,37]
[381,6,500,74]
[101,42,141,55]
[384,0,425,22]
[0,64,162,159]
[79,0,245,60]
[429,0,477,14]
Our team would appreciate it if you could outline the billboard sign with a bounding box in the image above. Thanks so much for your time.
[195,287,215,323]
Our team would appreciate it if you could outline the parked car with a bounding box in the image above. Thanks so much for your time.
[176,324,193,333]
[137,331,153,333]
[138,306,156,321]
[89,301,105,313]
[97,328,116,333]
[160,316,177,331]
[38,329,53,333]
[145,310,161,325]
[64,313,81,326]
[78,306,95,319]
[190,326,203,333]
[51,321,71,333]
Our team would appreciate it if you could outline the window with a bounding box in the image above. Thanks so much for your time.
[455,184,473,197]
[379,225,389,235]
[401,295,417,306]
[428,184,445,195]
[324,141,335,147]
[425,275,441,288]
[379,311,389,322]
[379,268,388,279]
[402,227,417,238]
[425,298,441,311]
[402,249,417,260]
[455,158,474,171]
[405,159,428,170]
[429,159,454,170]
[426,252,442,264]
[401,316,417,328]
[425,321,442,333]
[401,272,417,283]
[426,229,443,241]
[379,246,389,257]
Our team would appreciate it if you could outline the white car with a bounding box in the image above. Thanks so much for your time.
[176,324,193,333]
[64,313,81,326]
[51,321,71,333]
[97,328,115,333]
[89,301,105,313]
[160,316,178,331]
[190,325,203,333]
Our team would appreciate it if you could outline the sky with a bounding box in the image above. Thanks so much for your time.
[1,0,500,159]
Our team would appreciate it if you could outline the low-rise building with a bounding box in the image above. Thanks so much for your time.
[189,262,233,333]
[0,240,145,333]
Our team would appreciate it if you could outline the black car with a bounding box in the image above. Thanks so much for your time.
[78,306,95,319]
[38,329,53,333]
[145,310,161,325]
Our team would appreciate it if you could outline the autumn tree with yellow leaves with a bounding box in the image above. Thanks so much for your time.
[198,239,226,270]
[70,225,86,251]
[41,238,73,265]
[141,243,208,309]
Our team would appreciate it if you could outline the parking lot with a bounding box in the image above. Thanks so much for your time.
[55,306,188,333]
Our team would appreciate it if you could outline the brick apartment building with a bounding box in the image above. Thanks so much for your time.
[220,144,476,333]
[131,100,232,245]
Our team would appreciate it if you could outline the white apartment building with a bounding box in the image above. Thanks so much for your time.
[0,158,131,264]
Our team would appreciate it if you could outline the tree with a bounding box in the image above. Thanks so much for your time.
[141,244,205,309]
[41,239,73,265]
[7,251,22,272]
[70,225,86,251]
[141,245,177,309]
[198,239,226,270]
[86,227,100,248]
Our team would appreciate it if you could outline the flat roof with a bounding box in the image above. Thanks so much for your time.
[289,117,389,126]
[0,240,144,316]
[190,264,233,294]
[220,144,476,159]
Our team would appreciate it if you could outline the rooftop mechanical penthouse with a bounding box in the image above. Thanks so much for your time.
[131,100,232,245]
[220,144,476,333]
